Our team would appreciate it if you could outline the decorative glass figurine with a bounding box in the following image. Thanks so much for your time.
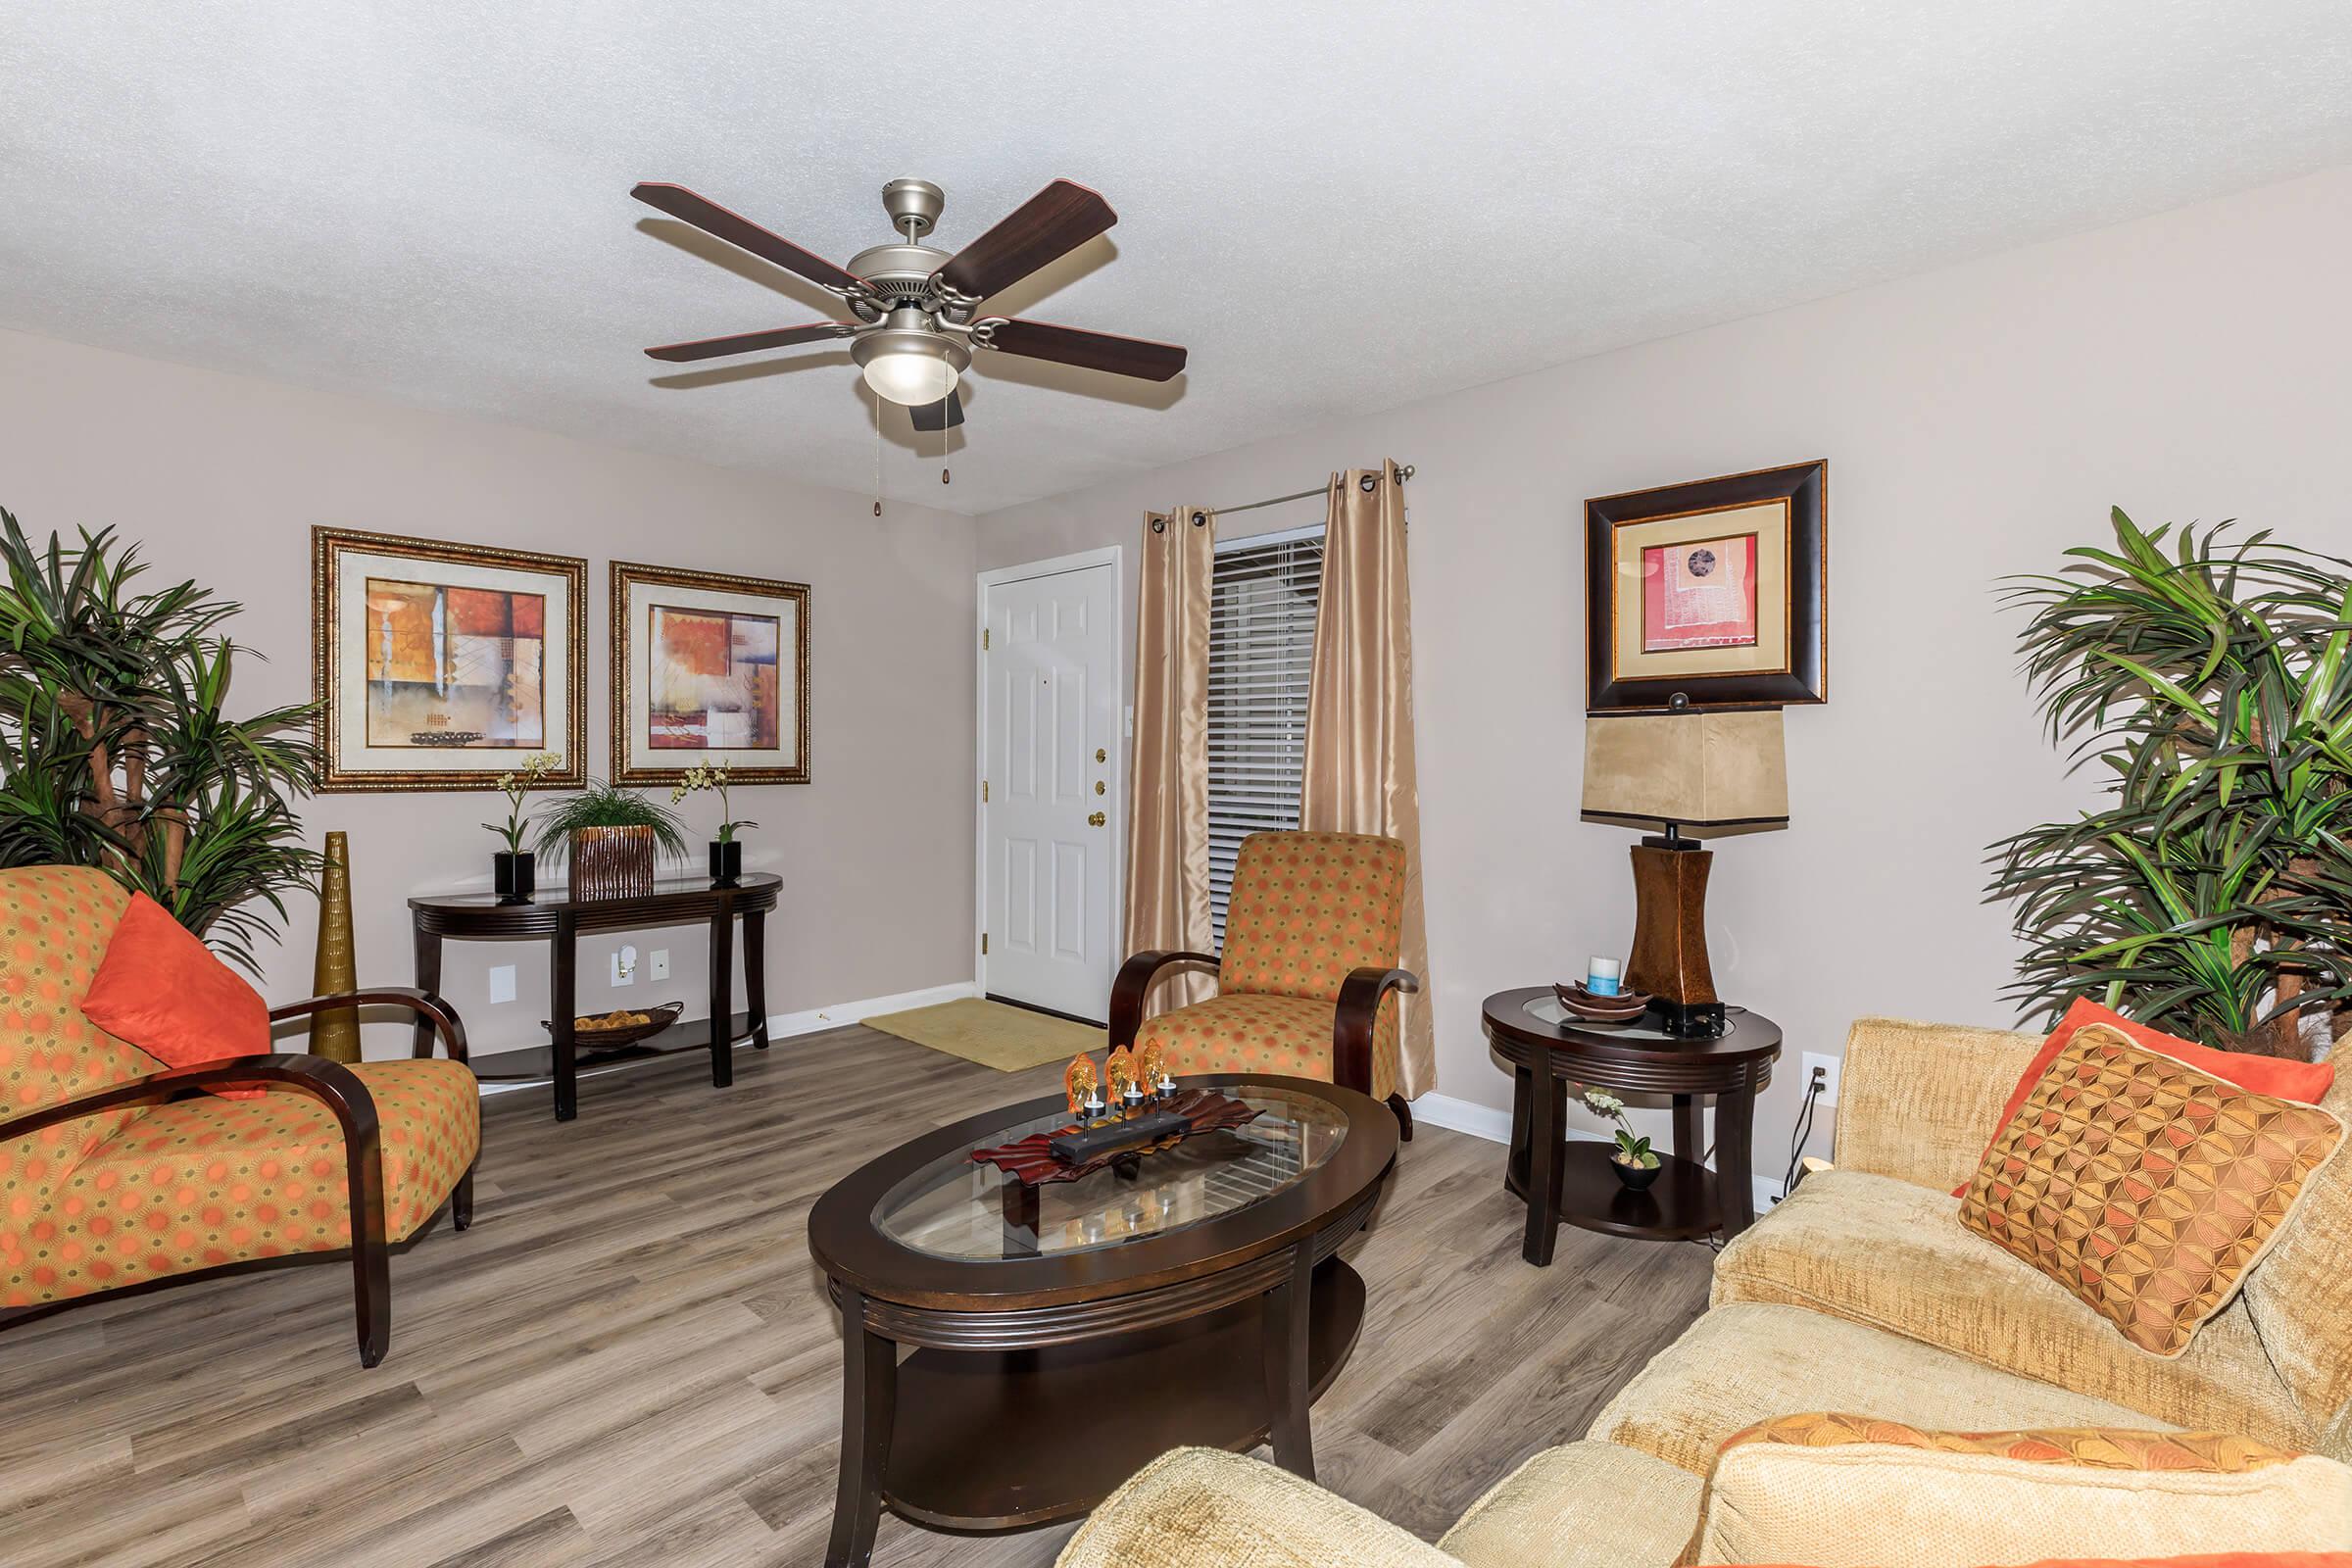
[1104,1045,1138,1111]
[1136,1040,1164,1097]
[1063,1054,1099,1117]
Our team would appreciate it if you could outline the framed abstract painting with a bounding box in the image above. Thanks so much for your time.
[311,527,587,791]
[1585,460,1827,711]
[610,562,810,785]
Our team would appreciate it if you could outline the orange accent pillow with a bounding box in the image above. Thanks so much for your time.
[1743,1557,2352,1566]
[1955,998,2335,1196]
[78,893,272,1098]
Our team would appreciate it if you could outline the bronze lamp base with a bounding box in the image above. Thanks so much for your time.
[1624,836,1727,1038]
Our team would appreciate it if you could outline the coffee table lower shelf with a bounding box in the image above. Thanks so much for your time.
[882,1256,1366,1532]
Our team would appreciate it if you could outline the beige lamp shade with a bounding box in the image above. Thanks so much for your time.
[1581,710,1788,829]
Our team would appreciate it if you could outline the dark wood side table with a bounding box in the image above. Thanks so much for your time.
[410,872,780,1121]
[1481,987,1781,1265]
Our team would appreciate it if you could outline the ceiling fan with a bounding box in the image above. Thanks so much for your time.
[633,176,1186,432]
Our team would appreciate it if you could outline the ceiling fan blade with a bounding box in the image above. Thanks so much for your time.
[644,321,860,363]
[909,389,964,432]
[631,182,864,293]
[935,179,1116,301]
[981,318,1186,382]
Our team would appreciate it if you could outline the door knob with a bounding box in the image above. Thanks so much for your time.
[1087,811,1106,827]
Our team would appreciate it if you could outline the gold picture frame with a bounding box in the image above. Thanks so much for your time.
[610,561,811,785]
[311,526,587,792]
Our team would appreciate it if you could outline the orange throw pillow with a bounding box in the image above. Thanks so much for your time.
[1954,998,2335,1196]
[1960,1024,2343,1356]
[79,893,272,1098]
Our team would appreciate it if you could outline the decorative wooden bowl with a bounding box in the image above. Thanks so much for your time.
[1552,982,1651,1023]
[543,1000,684,1049]
[971,1088,1264,1188]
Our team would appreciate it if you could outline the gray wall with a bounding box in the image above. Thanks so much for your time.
[0,326,978,1057]
[974,163,2352,1169]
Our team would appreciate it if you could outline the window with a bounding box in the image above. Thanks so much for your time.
[1206,524,1324,946]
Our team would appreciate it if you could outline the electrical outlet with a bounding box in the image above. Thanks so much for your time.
[650,949,671,981]
[612,945,637,987]
[1802,1051,1841,1106]
[488,965,515,1004]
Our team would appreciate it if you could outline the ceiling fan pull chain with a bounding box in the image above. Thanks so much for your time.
[873,415,884,517]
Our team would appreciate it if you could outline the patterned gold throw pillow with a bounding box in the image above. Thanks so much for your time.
[1960,1023,2344,1357]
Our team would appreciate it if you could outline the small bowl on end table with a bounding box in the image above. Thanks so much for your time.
[1552,982,1650,1024]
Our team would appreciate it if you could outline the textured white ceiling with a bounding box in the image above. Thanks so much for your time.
[4,3,2350,515]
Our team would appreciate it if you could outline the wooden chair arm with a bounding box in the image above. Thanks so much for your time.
[1108,950,1221,1048]
[269,988,469,1063]
[0,1053,381,1150]
[1333,967,1419,1098]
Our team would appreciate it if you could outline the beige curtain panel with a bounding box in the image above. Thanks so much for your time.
[1123,507,1218,1017]
[1301,461,1434,1099]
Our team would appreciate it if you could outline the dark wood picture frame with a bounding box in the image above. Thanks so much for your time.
[311,526,588,792]
[1585,460,1827,712]
[609,560,811,786]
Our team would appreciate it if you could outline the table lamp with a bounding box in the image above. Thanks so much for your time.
[1580,708,1788,1037]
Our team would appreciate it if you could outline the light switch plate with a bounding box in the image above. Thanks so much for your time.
[488,965,515,1004]
[650,949,671,981]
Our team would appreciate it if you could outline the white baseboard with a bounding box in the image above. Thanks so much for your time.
[766,980,979,1039]
[1408,1092,1788,1221]
[473,980,980,1096]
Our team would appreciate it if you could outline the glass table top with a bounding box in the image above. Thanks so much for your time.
[1522,994,1742,1042]
[876,1086,1348,1262]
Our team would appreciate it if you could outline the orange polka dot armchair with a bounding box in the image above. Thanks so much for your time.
[1110,832,1420,1136]
[0,865,479,1366]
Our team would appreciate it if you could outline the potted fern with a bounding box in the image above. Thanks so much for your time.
[1986,510,2352,1058]
[535,780,689,900]
[0,510,319,973]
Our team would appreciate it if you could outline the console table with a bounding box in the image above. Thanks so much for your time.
[410,872,780,1121]
[1481,987,1780,1265]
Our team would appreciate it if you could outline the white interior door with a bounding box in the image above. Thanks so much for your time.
[981,558,1119,1021]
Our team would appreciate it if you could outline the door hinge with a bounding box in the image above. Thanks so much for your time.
[981,933,989,956]
[981,779,989,803]
[982,627,990,650]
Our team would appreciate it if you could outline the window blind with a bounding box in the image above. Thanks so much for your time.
[1207,525,1325,946]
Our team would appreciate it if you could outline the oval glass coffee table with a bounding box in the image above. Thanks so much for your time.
[807,1074,1397,1567]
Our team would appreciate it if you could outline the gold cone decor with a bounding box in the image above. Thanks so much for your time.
[308,830,360,1062]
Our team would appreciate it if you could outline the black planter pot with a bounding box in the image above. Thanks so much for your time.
[493,850,536,905]
[710,839,743,888]
[1610,1155,1662,1193]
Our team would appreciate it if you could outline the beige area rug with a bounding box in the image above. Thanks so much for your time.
[861,998,1105,1071]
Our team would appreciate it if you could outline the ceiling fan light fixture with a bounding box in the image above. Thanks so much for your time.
[854,326,966,407]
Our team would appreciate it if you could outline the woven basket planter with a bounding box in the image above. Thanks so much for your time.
[568,824,656,900]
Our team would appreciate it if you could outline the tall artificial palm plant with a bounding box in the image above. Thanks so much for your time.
[1986,509,2352,1058]
[0,509,320,973]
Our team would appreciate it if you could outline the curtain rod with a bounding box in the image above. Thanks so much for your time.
[1213,463,1415,517]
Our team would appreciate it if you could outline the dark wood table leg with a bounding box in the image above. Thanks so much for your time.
[1716,1076,1758,1237]
[1672,1093,1701,1164]
[1261,1240,1315,1479]
[1506,1062,1532,1198]
[709,906,735,1089]
[1522,1057,1560,1266]
[411,923,443,1057]
[743,906,769,1049]
[551,916,578,1122]
[826,1287,896,1568]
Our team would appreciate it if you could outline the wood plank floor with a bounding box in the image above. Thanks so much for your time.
[0,1025,1712,1566]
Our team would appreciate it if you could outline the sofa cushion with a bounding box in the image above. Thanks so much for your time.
[1139,988,1400,1102]
[77,891,273,1098]
[1217,832,1405,1004]
[1959,1024,2343,1358]
[0,1057,478,1307]
[1589,1302,2168,1474]
[1691,1413,2352,1567]
[1438,1439,1703,1568]
[0,866,155,1175]
[1714,1168,2306,1446]
[1053,1446,1457,1568]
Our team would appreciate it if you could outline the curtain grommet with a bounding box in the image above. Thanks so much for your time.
[1191,511,1206,527]
[1151,516,1166,533]
[1360,473,1379,493]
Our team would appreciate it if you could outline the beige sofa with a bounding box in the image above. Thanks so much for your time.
[1055,1017,2352,1566]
